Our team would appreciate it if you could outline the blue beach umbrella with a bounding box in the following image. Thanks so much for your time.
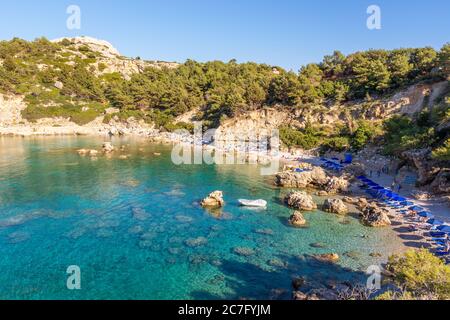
[427,219,444,225]
[437,225,450,233]
[418,211,434,219]
[401,201,414,206]
[409,205,424,212]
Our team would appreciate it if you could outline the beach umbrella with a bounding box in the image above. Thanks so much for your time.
[400,201,414,206]
[396,196,407,202]
[427,219,444,225]
[418,211,434,219]
[437,225,450,233]
[409,205,424,212]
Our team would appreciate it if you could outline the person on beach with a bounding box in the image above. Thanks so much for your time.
[397,184,402,192]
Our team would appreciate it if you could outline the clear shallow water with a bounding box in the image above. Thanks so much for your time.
[0,136,404,300]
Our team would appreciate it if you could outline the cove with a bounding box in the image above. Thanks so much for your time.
[0,136,405,299]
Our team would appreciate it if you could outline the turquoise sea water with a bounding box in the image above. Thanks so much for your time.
[0,136,404,300]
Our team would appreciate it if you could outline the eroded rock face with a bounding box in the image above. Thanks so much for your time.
[402,148,441,185]
[200,191,225,208]
[322,199,348,215]
[360,203,391,227]
[430,169,450,194]
[284,191,317,211]
[289,211,307,227]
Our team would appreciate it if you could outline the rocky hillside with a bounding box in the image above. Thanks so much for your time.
[0,37,448,162]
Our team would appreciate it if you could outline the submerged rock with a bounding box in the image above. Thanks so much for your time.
[310,242,327,248]
[254,228,274,236]
[102,142,115,153]
[175,215,193,223]
[322,198,348,215]
[291,277,306,290]
[132,207,150,221]
[128,225,144,234]
[313,253,340,263]
[284,191,317,211]
[232,246,255,257]
[7,231,30,244]
[184,237,208,247]
[200,191,225,208]
[288,211,307,227]
[360,203,391,227]
[267,258,287,268]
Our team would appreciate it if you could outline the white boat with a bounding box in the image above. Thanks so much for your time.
[238,199,267,208]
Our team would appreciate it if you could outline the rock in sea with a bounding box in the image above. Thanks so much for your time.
[200,191,225,208]
[288,211,307,227]
[322,198,348,215]
[284,191,317,211]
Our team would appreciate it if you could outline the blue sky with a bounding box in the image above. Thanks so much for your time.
[0,0,448,71]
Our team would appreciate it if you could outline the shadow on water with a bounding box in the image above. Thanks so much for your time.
[190,253,367,300]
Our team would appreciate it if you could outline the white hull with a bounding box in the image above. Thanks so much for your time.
[238,199,267,207]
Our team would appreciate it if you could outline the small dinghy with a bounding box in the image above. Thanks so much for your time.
[238,199,267,208]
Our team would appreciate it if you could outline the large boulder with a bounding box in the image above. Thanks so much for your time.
[360,203,391,227]
[200,191,225,208]
[325,176,350,194]
[430,169,450,194]
[288,211,307,227]
[275,167,328,188]
[322,199,348,215]
[284,191,317,211]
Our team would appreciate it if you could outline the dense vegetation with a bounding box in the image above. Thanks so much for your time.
[382,94,449,159]
[0,37,448,130]
[0,37,448,156]
[377,249,450,300]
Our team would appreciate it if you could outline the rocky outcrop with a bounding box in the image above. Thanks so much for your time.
[360,203,391,227]
[102,142,115,153]
[402,149,440,185]
[200,191,225,208]
[430,169,450,194]
[402,148,450,195]
[284,191,317,211]
[322,199,348,215]
[275,166,329,188]
[288,211,307,227]
[325,176,350,194]
[275,166,351,194]
[313,253,340,263]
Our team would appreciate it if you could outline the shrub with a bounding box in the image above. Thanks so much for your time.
[377,249,450,300]
[432,138,450,161]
